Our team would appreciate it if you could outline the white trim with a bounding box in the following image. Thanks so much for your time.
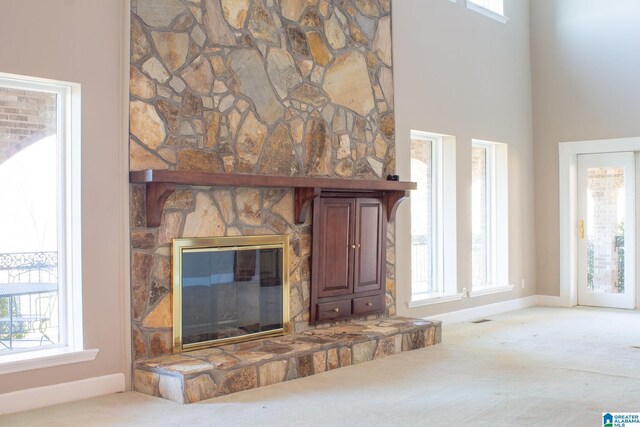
[67,79,83,352]
[469,284,514,297]
[121,0,133,391]
[637,153,640,311]
[442,136,458,294]
[409,293,463,308]
[535,295,566,307]
[424,295,538,324]
[0,372,124,415]
[465,0,508,23]
[559,137,640,309]
[0,348,99,375]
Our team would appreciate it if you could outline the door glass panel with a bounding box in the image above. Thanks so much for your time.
[586,167,625,294]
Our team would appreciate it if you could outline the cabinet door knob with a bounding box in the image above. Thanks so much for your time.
[357,243,361,248]
[332,307,340,312]
[366,302,373,307]
[351,244,356,249]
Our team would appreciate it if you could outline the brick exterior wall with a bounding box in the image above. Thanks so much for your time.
[0,87,56,165]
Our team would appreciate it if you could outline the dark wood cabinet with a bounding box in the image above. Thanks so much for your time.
[311,196,386,324]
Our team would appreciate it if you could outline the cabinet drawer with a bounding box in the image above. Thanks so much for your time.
[352,294,385,315]
[317,300,352,322]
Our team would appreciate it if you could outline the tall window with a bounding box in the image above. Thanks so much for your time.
[468,0,503,15]
[466,0,507,23]
[0,73,82,357]
[410,131,457,303]
[471,140,508,291]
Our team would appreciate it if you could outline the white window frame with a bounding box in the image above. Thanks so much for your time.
[409,131,458,306]
[470,139,510,296]
[0,73,96,374]
[466,0,508,23]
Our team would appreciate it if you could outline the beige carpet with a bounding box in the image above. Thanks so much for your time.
[3,306,640,426]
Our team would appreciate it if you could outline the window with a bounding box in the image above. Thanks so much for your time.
[471,140,508,293]
[410,131,457,304]
[466,0,507,23]
[468,0,503,15]
[0,73,83,363]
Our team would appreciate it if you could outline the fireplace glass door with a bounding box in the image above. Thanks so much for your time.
[173,236,289,351]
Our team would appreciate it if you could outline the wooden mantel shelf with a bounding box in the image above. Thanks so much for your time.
[130,169,416,227]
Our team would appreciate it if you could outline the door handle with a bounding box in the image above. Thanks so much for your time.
[579,220,585,240]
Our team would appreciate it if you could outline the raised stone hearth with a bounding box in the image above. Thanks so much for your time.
[134,317,441,404]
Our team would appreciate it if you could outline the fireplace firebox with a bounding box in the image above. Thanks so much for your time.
[172,235,289,352]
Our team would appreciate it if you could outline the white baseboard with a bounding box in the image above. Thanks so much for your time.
[0,372,125,415]
[424,295,571,324]
[425,295,540,324]
[535,295,566,307]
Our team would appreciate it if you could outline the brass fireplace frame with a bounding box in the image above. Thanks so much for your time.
[172,235,290,352]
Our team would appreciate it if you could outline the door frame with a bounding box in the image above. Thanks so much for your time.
[559,137,640,308]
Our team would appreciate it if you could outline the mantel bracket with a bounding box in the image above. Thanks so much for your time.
[145,182,176,227]
[384,190,410,222]
[294,187,321,224]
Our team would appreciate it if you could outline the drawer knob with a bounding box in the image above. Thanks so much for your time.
[332,307,340,312]
[366,302,373,307]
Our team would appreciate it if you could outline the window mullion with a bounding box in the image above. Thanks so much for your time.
[437,139,446,294]
[488,144,496,286]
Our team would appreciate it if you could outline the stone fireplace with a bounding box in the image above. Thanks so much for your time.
[130,0,398,363]
[128,2,444,403]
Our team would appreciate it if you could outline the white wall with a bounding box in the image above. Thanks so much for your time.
[531,0,640,297]
[0,0,129,394]
[393,0,536,317]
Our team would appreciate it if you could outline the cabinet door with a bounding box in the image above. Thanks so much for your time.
[315,198,355,298]
[354,198,384,293]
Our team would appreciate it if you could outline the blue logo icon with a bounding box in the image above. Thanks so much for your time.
[603,413,613,427]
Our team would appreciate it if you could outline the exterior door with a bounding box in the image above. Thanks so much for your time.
[577,152,635,309]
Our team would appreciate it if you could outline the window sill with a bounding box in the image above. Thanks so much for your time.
[465,1,508,23]
[0,347,99,375]
[469,284,514,297]
[408,293,463,307]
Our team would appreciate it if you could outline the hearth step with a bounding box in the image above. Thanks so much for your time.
[134,317,441,404]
